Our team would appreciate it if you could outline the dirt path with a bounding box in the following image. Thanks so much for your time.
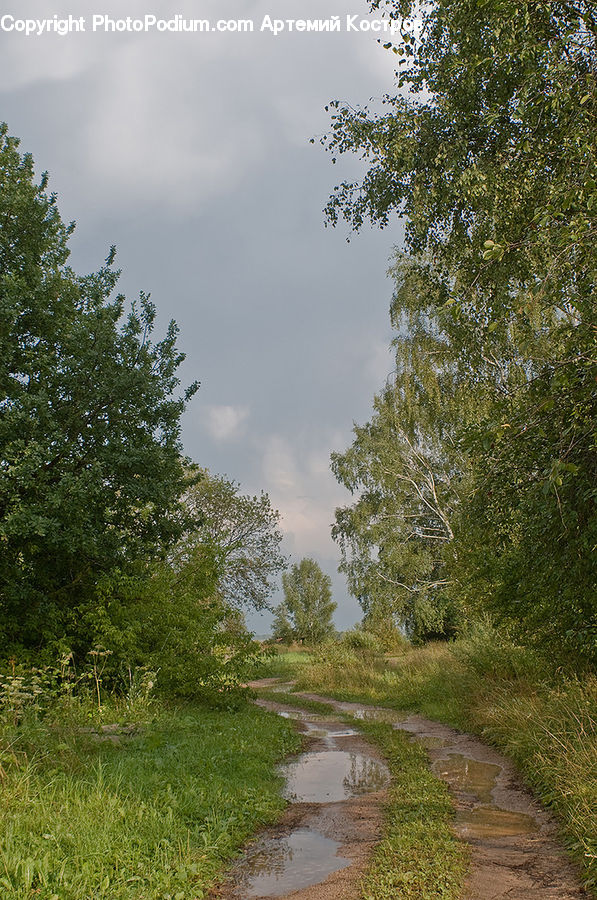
[301,691,590,900]
[211,695,388,900]
[211,683,589,900]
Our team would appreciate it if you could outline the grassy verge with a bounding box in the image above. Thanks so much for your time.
[356,720,467,900]
[0,699,300,899]
[288,629,597,895]
[261,647,313,680]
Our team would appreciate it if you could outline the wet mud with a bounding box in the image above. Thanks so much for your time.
[299,692,589,900]
[212,696,389,900]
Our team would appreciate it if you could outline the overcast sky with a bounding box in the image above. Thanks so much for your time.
[1,1,405,631]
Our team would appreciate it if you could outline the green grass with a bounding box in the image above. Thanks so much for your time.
[261,647,313,680]
[0,700,300,899]
[292,631,597,896]
[355,720,468,900]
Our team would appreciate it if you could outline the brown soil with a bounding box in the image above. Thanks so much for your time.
[211,684,589,900]
[210,697,386,900]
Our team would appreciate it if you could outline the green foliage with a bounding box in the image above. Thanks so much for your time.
[181,468,286,610]
[320,2,597,663]
[273,558,337,644]
[341,627,383,653]
[261,648,313,680]
[84,549,268,704]
[0,124,197,656]
[361,605,412,652]
[331,256,478,642]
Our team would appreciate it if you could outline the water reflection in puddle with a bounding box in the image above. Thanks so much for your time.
[278,710,329,723]
[283,750,390,803]
[269,683,295,693]
[237,828,351,897]
[432,753,540,838]
[432,754,501,804]
[456,806,539,838]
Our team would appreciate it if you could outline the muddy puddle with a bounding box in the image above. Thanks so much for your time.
[283,749,389,803]
[294,692,588,900]
[221,702,389,899]
[432,753,540,839]
[456,805,539,838]
[234,829,352,898]
[433,754,502,804]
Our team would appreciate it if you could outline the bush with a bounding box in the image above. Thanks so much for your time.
[341,628,383,653]
[452,620,545,682]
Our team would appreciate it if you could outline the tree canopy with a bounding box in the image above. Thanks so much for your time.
[273,558,336,645]
[323,1,597,662]
[179,469,286,611]
[0,124,198,655]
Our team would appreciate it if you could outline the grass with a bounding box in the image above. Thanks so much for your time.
[355,721,468,900]
[261,646,313,680]
[0,697,300,899]
[285,628,597,895]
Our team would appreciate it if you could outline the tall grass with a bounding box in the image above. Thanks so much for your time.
[262,645,313,680]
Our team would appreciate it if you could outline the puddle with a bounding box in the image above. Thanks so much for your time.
[432,754,501,804]
[236,828,352,897]
[432,754,540,838]
[282,750,389,803]
[456,806,539,838]
[278,710,329,723]
[269,683,295,693]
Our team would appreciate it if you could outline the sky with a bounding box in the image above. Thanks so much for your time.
[1,1,405,632]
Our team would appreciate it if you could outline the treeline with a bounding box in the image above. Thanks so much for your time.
[0,124,285,698]
[326,0,596,665]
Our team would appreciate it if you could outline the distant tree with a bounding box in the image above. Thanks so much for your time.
[0,124,198,655]
[271,600,294,645]
[180,470,286,610]
[274,558,336,644]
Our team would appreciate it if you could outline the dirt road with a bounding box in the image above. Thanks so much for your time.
[211,685,589,900]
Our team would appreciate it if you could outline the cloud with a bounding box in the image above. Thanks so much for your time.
[259,433,346,558]
[203,404,249,441]
[2,0,399,216]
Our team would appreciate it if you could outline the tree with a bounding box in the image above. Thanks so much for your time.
[333,387,459,642]
[180,469,286,611]
[332,255,478,641]
[274,558,336,644]
[0,124,198,655]
[319,2,597,663]
[76,541,267,704]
